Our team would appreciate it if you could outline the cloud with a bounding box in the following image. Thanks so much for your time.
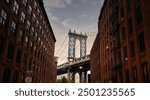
[44,7,60,23]
[44,0,72,8]
[65,0,72,4]
[51,16,60,22]
[78,14,95,20]
[89,16,95,20]
[80,0,104,6]
[62,18,77,28]
[78,14,87,18]
[80,0,89,4]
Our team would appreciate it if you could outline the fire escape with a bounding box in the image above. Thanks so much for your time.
[110,0,122,82]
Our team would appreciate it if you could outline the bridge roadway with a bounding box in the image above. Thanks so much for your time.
[57,55,90,75]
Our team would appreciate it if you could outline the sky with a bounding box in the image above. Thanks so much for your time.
[43,0,104,65]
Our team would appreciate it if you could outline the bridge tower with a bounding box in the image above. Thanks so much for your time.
[66,30,88,83]
[68,29,88,61]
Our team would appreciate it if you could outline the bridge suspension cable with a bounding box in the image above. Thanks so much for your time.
[55,35,68,56]
[57,41,68,59]
[59,56,67,65]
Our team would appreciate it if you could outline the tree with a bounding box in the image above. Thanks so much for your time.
[57,76,69,83]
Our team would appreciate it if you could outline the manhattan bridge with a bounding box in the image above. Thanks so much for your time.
[57,30,91,83]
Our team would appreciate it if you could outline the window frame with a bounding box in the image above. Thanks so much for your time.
[21,11,26,23]
[13,0,19,15]
[11,21,17,36]
[0,9,7,26]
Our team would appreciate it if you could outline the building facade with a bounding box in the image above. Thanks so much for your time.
[0,0,56,83]
[91,33,101,82]
[91,0,150,83]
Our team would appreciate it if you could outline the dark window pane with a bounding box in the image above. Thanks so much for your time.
[127,0,131,12]
[139,32,145,53]
[16,50,21,63]
[11,21,17,36]
[0,9,7,27]
[13,71,19,83]
[136,6,143,25]
[124,47,128,62]
[7,45,14,60]
[130,40,135,58]
[0,37,4,55]
[125,69,130,82]
[142,62,149,82]
[133,66,138,82]
[128,17,133,34]
[3,68,10,83]
[122,27,126,40]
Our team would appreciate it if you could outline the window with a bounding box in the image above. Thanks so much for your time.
[130,40,135,58]
[32,13,36,22]
[121,7,124,18]
[6,0,9,3]
[0,37,4,55]
[136,6,142,25]
[0,9,7,26]
[34,45,36,51]
[21,11,25,23]
[41,41,43,46]
[16,50,21,63]
[122,27,126,40]
[28,5,32,15]
[7,44,14,60]
[127,0,131,12]
[31,27,34,36]
[124,47,128,62]
[13,71,19,83]
[23,55,27,67]
[11,21,16,35]
[128,17,133,34]
[34,1,37,9]
[23,0,27,6]
[20,73,25,82]
[125,69,130,82]
[25,36,28,47]
[34,32,37,40]
[40,15,43,21]
[37,9,40,16]
[36,20,39,27]
[30,42,33,52]
[30,41,33,47]
[18,30,24,42]
[133,66,138,82]
[39,25,41,31]
[142,62,149,82]
[26,20,30,30]
[139,32,145,53]
[3,68,10,82]
[13,0,19,14]
[25,36,28,42]
[38,37,41,42]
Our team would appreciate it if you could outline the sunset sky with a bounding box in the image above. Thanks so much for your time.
[43,0,104,65]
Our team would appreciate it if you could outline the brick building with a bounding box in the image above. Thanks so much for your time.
[91,0,150,83]
[0,0,56,83]
[91,33,101,83]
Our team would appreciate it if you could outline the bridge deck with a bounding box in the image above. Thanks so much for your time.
[57,55,90,75]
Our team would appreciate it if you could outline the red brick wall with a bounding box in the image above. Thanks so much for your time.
[0,0,56,83]
[91,0,150,83]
